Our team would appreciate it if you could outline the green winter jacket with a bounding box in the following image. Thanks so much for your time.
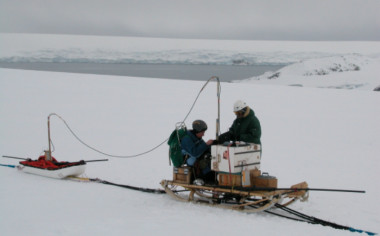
[219,107,261,144]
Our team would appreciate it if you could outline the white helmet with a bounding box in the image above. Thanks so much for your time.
[233,100,247,112]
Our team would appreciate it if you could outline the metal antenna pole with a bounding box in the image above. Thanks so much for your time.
[216,77,220,141]
[46,113,54,161]
[210,76,221,141]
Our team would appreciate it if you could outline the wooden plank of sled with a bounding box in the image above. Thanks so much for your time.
[234,197,269,207]
[279,197,298,207]
[166,180,283,198]
[204,195,281,213]
[66,176,91,182]
[287,181,308,198]
[162,180,284,213]
[237,197,281,213]
[178,193,280,213]
[161,180,194,202]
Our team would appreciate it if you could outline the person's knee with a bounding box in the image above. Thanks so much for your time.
[186,156,197,166]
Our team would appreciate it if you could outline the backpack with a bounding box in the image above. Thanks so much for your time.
[167,123,188,167]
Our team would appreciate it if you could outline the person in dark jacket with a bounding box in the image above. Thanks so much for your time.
[181,120,214,177]
[218,100,261,144]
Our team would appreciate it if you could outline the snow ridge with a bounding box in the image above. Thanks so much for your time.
[234,54,380,91]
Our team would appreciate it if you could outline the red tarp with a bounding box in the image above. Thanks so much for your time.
[20,156,85,170]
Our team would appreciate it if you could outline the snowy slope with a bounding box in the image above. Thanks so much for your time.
[1,67,379,236]
[233,54,380,90]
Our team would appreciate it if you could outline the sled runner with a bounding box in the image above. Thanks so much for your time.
[161,179,309,213]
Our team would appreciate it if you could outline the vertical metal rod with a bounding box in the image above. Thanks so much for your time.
[46,114,53,161]
[213,76,221,141]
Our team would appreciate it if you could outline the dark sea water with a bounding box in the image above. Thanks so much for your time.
[0,62,283,82]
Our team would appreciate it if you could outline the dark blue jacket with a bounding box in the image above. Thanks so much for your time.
[181,130,209,158]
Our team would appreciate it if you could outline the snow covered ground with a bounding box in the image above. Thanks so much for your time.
[1,34,380,235]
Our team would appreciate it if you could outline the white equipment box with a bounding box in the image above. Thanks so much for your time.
[211,143,261,173]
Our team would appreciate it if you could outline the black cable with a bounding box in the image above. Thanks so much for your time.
[274,204,365,233]
[263,209,313,223]
[90,178,167,194]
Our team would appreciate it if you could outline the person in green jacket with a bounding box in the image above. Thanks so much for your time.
[218,100,261,144]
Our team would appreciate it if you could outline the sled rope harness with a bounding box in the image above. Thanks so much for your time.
[48,76,221,158]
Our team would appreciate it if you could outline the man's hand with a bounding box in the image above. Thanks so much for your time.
[206,139,214,145]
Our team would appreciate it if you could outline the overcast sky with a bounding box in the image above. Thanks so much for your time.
[1,0,379,41]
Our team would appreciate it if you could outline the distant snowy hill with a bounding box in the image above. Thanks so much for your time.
[233,54,380,91]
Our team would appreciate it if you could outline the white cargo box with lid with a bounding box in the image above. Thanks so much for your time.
[211,143,261,173]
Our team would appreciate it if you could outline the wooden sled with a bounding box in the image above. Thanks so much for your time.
[160,179,309,213]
